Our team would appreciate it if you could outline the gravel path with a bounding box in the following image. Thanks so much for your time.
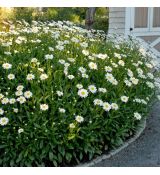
[93,102,160,167]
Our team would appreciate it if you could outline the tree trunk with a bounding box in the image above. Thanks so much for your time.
[85,7,97,30]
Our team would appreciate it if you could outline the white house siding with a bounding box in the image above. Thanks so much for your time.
[108,7,126,35]
[108,7,160,57]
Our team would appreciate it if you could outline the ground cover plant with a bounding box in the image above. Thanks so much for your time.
[0,20,160,166]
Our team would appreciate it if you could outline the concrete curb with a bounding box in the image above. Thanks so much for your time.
[77,118,146,167]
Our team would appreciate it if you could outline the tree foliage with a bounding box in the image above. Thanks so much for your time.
[0,7,109,32]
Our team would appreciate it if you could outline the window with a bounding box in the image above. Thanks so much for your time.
[134,7,148,28]
[153,7,160,27]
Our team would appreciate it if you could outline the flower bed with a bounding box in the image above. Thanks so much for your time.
[0,20,159,166]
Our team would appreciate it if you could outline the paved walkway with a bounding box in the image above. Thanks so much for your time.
[93,102,160,167]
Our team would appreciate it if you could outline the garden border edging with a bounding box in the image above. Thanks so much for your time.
[77,118,146,167]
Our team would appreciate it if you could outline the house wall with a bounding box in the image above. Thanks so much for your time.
[108,7,126,35]
[108,7,160,58]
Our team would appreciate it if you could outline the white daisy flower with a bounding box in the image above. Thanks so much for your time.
[124,79,132,87]
[121,96,129,103]
[75,115,84,123]
[127,69,134,77]
[138,73,146,79]
[40,104,49,111]
[4,52,12,55]
[145,63,153,69]
[76,84,83,89]
[38,68,44,72]
[141,99,147,105]
[138,61,143,65]
[112,79,118,85]
[16,85,24,91]
[69,123,76,129]
[103,102,111,112]
[15,91,23,96]
[9,98,16,104]
[118,60,125,66]
[97,53,108,60]
[111,103,119,110]
[59,108,66,113]
[134,112,142,120]
[71,37,79,43]
[17,96,26,104]
[26,74,35,80]
[49,47,54,51]
[105,73,114,81]
[80,42,88,48]
[93,99,103,106]
[67,58,75,63]
[40,73,48,80]
[1,98,9,104]
[132,63,139,67]
[146,81,154,89]
[8,74,15,80]
[88,62,97,70]
[31,58,38,63]
[58,59,65,64]
[88,56,95,60]
[111,62,118,68]
[137,68,143,75]
[130,77,139,85]
[64,63,70,67]
[98,88,107,93]
[45,54,53,60]
[2,63,12,69]
[0,108,4,115]
[67,75,75,80]
[139,48,146,56]
[0,117,9,126]
[147,73,154,79]
[105,66,112,72]
[82,74,89,78]
[82,50,89,56]
[78,67,86,73]
[13,108,18,113]
[88,85,97,93]
[133,98,141,103]
[24,91,33,99]
[18,128,24,133]
[0,94,4,99]
[56,91,63,97]
[78,89,88,98]
[56,45,64,51]
[114,53,121,59]
[4,51,11,55]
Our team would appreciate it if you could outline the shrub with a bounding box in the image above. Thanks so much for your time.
[0,20,159,166]
[93,17,109,32]
[93,7,109,32]
[12,8,35,23]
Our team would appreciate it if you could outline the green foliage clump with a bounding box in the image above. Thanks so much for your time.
[12,8,35,23]
[0,20,159,166]
[93,8,109,32]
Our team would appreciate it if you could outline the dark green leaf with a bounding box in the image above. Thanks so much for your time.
[0,145,7,149]
[79,152,83,161]
[66,152,72,162]
[49,152,54,161]
[53,160,58,167]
